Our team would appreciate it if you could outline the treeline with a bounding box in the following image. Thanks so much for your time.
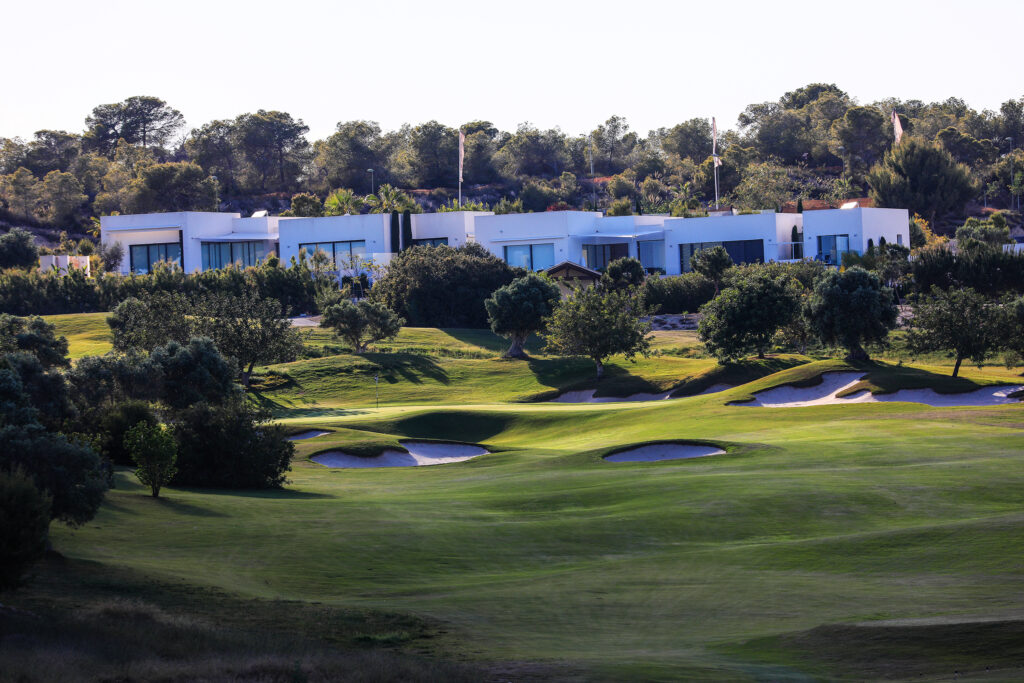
[3,86,1024,234]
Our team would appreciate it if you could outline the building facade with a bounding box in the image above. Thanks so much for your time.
[101,206,910,276]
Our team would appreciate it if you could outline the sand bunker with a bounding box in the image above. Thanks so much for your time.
[287,430,330,441]
[737,372,1024,408]
[550,383,733,403]
[312,441,489,468]
[604,443,725,462]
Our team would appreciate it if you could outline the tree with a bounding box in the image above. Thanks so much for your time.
[124,422,177,498]
[408,121,458,187]
[96,240,125,272]
[484,273,561,359]
[543,286,653,378]
[0,314,69,369]
[39,170,86,223]
[281,192,323,217]
[955,215,1011,255]
[22,130,81,177]
[185,120,240,194]
[194,292,304,387]
[171,399,292,489]
[698,268,799,360]
[807,266,897,360]
[829,106,890,184]
[234,110,309,192]
[732,161,792,210]
[126,162,219,213]
[906,287,1002,377]
[97,400,159,465]
[0,228,39,270]
[867,139,977,227]
[324,188,364,216]
[84,96,184,154]
[370,243,517,328]
[0,167,41,219]
[320,300,404,353]
[366,183,415,213]
[310,120,383,193]
[108,293,194,353]
[601,257,646,289]
[691,245,733,294]
[149,337,240,409]
[660,118,713,162]
[0,468,51,591]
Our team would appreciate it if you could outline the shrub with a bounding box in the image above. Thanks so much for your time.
[320,300,404,353]
[0,227,39,270]
[0,469,51,591]
[99,400,160,466]
[639,273,716,314]
[171,400,292,489]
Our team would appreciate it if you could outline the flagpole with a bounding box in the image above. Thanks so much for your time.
[713,163,720,210]
[458,128,465,208]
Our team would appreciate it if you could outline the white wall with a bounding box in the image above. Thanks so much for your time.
[278,214,391,265]
[803,208,910,259]
[100,212,238,273]
[474,211,601,267]
[662,213,780,275]
[412,211,492,247]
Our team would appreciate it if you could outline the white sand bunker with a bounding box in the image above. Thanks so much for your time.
[604,443,725,462]
[550,383,733,403]
[287,430,330,441]
[312,441,489,468]
[737,372,1024,408]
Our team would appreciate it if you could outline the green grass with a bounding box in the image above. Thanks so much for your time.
[43,311,112,358]
[17,314,1024,679]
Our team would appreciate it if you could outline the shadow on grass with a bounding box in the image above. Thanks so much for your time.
[853,360,1005,394]
[386,411,515,443]
[439,328,544,355]
[362,352,449,386]
[152,497,230,517]
[173,486,336,500]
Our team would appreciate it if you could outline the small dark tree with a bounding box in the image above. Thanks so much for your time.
[401,209,413,250]
[0,469,51,591]
[484,273,561,359]
[543,286,654,378]
[807,266,897,361]
[601,257,646,290]
[698,268,798,361]
[390,210,401,252]
[691,246,733,294]
[280,192,323,217]
[0,228,39,270]
[796,198,804,213]
[124,422,177,498]
[320,300,403,353]
[906,287,1003,377]
[98,400,159,465]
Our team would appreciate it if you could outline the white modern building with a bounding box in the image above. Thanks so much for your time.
[101,211,281,274]
[101,206,909,276]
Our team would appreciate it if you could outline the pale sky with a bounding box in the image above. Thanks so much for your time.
[4,0,1022,143]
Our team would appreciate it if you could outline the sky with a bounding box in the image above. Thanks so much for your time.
[3,0,1022,143]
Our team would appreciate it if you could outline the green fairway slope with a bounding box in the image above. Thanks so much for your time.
[40,358,1024,679]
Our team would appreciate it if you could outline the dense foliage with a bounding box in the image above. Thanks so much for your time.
[484,273,561,358]
[698,268,798,360]
[370,243,519,327]
[807,267,898,360]
[320,299,404,353]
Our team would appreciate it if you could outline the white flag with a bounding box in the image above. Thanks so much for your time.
[458,129,465,183]
[891,110,904,145]
[712,117,722,167]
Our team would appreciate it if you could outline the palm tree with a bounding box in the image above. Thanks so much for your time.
[365,183,413,213]
[324,188,364,216]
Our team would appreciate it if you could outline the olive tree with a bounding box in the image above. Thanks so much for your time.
[691,245,733,294]
[485,273,561,359]
[320,299,403,353]
[906,286,1002,377]
[124,422,177,498]
[698,268,798,361]
[543,286,654,378]
[807,266,897,361]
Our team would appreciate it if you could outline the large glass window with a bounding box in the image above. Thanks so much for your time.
[412,237,448,247]
[201,241,267,270]
[503,243,555,271]
[298,240,367,266]
[679,240,764,272]
[129,242,182,274]
[582,243,629,270]
[637,240,665,271]
[816,234,850,265]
